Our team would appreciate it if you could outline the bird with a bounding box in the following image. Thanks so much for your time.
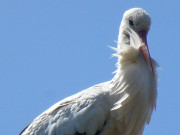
[20,8,158,135]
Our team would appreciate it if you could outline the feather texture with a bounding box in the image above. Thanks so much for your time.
[20,8,158,135]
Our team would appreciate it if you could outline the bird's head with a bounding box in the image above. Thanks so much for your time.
[117,8,154,75]
[123,8,151,33]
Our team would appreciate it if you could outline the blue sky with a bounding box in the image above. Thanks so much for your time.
[0,1,179,135]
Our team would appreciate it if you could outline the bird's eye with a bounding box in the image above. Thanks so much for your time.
[129,20,134,26]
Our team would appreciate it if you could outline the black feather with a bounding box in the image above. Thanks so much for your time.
[74,132,86,135]
[19,123,31,135]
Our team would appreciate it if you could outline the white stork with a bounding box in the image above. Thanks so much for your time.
[20,8,158,135]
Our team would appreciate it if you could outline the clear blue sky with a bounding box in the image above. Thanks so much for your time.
[0,1,179,135]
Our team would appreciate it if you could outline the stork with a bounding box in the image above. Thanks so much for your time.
[20,8,158,135]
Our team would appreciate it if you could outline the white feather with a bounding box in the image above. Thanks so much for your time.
[20,8,158,135]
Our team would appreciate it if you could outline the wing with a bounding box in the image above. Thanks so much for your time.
[20,82,111,135]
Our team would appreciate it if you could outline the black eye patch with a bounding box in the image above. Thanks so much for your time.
[129,20,134,26]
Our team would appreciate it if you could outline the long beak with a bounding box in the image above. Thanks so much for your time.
[138,30,154,75]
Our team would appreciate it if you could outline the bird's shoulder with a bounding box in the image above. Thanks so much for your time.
[21,82,111,135]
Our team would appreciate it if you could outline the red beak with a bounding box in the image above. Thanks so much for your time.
[138,30,154,75]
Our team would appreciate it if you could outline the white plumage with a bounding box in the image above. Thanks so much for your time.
[20,8,158,135]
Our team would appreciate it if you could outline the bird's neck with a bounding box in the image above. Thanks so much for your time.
[118,26,130,46]
[109,56,157,123]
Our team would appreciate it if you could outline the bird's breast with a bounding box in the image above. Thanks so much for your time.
[107,61,157,135]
